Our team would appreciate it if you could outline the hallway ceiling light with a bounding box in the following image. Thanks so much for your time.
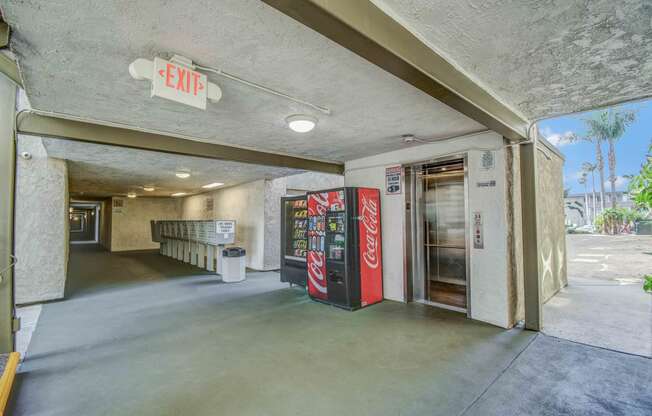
[127,192,137,198]
[143,186,155,192]
[286,115,317,133]
[171,192,187,197]
[202,182,224,189]
[175,171,191,179]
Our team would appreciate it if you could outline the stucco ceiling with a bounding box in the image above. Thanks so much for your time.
[42,139,303,198]
[1,0,485,163]
[373,0,652,120]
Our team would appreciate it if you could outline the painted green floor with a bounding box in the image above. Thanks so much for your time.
[10,246,651,415]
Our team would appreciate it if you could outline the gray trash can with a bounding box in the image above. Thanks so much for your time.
[222,247,246,283]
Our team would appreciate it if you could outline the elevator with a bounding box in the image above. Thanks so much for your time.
[406,158,469,314]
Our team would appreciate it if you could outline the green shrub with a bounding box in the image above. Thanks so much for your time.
[644,275,652,293]
[594,207,644,234]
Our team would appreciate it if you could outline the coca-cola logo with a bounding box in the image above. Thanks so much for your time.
[360,195,379,269]
[309,193,329,216]
[307,251,327,294]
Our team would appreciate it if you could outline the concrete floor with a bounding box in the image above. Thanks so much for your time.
[544,234,652,356]
[10,245,652,415]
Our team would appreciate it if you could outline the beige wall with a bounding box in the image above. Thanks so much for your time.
[537,141,568,302]
[14,135,69,304]
[180,180,267,270]
[110,197,180,252]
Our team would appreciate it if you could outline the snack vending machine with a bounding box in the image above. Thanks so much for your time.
[280,195,308,286]
[306,187,383,310]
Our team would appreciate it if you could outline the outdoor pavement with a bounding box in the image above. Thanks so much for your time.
[11,245,652,415]
[544,234,652,356]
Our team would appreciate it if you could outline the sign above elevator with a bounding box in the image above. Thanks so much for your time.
[385,166,402,195]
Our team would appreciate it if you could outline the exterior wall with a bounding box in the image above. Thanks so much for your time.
[15,135,69,304]
[345,132,514,328]
[110,197,180,252]
[508,145,525,324]
[564,192,634,227]
[537,143,568,303]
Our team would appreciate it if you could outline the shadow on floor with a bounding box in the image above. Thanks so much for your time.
[64,244,207,298]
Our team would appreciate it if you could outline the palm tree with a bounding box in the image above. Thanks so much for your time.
[568,132,607,214]
[578,173,588,225]
[583,109,636,208]
[581,162,598,223]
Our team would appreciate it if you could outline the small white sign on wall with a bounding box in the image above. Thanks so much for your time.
[480,151,495,170]
[385,166,402,195]
[112,198,125,214]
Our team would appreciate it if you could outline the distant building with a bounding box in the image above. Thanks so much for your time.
[564,191,634,226]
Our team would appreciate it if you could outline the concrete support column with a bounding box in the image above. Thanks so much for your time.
[0,73,16,352]
[206,245,215,272]
[520,138,542,331]
[190,241,198,266]
[197,244,206,269]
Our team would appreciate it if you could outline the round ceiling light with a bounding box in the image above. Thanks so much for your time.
[127,192,137,198]
[143,186,155,192]
[286,114,317,133]
[171,192,187,197]
[175,170,191,179]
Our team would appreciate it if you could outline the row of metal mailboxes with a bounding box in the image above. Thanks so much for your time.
[151,220,236,246]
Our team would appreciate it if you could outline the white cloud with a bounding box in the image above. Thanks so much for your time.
[603,176,629,190]
[540,126,574,147]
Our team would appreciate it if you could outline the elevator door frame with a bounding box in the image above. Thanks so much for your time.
[404,154,471,317]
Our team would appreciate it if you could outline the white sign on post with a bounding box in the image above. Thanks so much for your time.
[151,57,208,110]
[385,166,402,195]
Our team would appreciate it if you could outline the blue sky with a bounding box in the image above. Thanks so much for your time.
[538,100,650,195]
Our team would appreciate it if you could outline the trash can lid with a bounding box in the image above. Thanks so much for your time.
[223,247,246,257]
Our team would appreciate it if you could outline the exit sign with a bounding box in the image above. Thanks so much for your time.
[151,57,208,110]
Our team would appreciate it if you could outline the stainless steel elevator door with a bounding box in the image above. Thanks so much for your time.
[423,163,467,290]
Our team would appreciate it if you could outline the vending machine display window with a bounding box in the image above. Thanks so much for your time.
[285,199,308,258]
[280,195,309,287]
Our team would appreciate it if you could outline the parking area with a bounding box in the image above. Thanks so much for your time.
[544,234,652,357]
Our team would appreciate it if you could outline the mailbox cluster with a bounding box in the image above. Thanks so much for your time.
[151,220,236,274]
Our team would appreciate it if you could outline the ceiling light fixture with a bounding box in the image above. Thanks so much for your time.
[202,182,224,189]
[127,192,137,198]
[171,192,187,197]
[286,114,317,133]
[143,186,155,192]
[175,170,191,179]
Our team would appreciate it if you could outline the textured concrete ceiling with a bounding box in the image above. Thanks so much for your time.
[42,139,302,198]
[373,0,652,120]
[1,0,484,162]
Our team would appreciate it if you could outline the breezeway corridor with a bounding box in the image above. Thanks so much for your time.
[10,246,651,415]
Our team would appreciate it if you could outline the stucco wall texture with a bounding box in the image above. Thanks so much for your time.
[537,143,568,303]
[15,136,69,305]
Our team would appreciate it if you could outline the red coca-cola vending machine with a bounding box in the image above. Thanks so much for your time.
[306,187,383,310]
